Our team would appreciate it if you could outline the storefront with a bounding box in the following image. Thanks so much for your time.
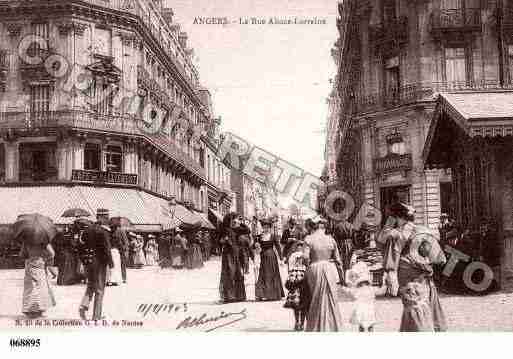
[424,92,513,291]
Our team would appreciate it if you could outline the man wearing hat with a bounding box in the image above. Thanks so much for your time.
[281,218,304,260]
[79,208,114,320]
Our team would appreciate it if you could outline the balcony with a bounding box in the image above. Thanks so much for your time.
[354,81,513,115]
[430,8,482,38]
[0,110,205,179]
[374,154,412,175]
[369,16,409,56]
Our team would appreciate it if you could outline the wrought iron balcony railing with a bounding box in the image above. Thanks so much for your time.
[354,81,513,115]
[0,110,205,179]
[430,8,482,35]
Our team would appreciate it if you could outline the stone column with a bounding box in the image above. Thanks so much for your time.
[73,139,85,171]
[56,140,67,181]
[4,140,19,182]
[361,121,376,207]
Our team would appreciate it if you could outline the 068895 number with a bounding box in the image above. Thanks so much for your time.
[9,338,41,348]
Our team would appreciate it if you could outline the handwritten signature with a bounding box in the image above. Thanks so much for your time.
[176,308,247,332]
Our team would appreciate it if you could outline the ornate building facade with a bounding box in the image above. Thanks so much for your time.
[0,0,227,229]
[327,0,513,289]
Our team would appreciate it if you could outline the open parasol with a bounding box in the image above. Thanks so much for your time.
[12,213,58,246]
[109,216,134,230]
[62,208,91,218]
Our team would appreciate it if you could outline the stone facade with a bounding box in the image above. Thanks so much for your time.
[0,0,230,222]
[327,0,512,229]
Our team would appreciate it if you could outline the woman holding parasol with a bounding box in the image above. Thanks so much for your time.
[14,214,58,318]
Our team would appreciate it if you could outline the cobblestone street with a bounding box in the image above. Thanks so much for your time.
[1,258,513,332]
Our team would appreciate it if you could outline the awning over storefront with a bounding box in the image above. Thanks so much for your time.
[0,185,194,232]
[194,211,216,230]
[423,92,513,168]
[208,208,224,223]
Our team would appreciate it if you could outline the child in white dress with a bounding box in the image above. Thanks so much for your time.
[341,261,377,332]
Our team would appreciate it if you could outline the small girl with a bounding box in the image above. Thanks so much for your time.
[252,242,261,280]
[283,240,308,331]
[343,261,377,332]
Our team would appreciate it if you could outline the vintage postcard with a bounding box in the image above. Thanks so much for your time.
[1,0,513,344]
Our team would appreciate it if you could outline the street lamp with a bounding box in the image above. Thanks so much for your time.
[168,195,177,226]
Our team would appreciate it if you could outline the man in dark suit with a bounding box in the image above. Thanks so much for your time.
[79,208,114,320]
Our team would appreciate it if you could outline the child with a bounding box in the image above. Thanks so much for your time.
[252,242,261,280]
[283,240,308,331]
[343,261,377,332]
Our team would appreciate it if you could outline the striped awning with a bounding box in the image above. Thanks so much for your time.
[208,208,224,223]
[194,211,216,230]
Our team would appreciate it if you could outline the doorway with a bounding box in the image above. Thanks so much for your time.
[380,185,411,223]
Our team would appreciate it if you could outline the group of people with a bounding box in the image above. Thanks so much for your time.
[217,202,448,333]
[158,227,213,270]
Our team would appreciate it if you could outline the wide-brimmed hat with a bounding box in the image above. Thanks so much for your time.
[345,262,371,287]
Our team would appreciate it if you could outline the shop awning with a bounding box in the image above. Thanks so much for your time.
[208,208,224,223]
[423,92,513,168]
[194,211,216,230]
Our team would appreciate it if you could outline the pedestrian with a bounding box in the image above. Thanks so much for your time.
[131,235,146,268]
[112,226,129,284]
[281,218,304,260]
[79,208,114,321]
[20,239,57,318]
[284,240,308,331]
[238,222,253,275]
[255,218,284,301]
[381,202,447,332]
[219,213,247,303]
[170,228,187,269]
[304,217,344,332]
[341,262,377,332]
[106,226,123,286]
[185,227,204,270]
[202,230,212,261]
[333,220,355,285]
[145,235,159,266]
[252,242,261,280]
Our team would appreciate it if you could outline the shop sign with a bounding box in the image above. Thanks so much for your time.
[374,153,412,174]
[71,169,138,185]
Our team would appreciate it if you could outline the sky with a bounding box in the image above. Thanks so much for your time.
[167,0,339,177]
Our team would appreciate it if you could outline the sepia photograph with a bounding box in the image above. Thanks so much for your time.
[0,0,513,345]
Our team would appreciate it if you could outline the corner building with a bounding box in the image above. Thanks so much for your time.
[0,0,222,230]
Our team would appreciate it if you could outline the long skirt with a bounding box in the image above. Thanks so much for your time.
[132,249,146,267]
[57,249,78,285]
[185,244,204,269]
[305,260,343,332]
[145,249,159,266]
[255,247,284,301]
[219,247,246,303]
[170,246,185,268]
[22,257,56,315]
[106,248,123,284]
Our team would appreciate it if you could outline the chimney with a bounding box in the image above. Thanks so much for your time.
[178,31,187,48]
[161,7,174,24]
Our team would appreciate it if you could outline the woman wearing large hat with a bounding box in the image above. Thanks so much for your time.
[381,202,447,332]
[218,213,248,303]
[255,218,284,301]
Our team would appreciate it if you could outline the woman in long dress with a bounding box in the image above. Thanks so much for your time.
[185,229,204,270]
[132,236,146,268]
[56,230,79,285]
[145,236,159,266]
[21,241,57,318]
[170,230,187,268]
[304,218,344,332]
[381,202,447,332]
[106,227,123,286]
[219,213,247,303]
[255,219,284,301]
